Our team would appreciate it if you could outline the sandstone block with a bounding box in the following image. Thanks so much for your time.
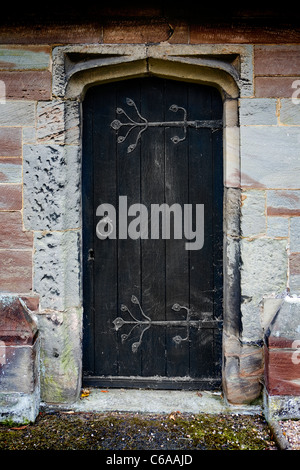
[0,71,51,100]
[0,127,22,156]
[0,250,32,293]
[0,211,33,249]
[23,144,81,231]
[254,45,300,76]
[33,231,81,311]
[0,184,22,210]
[290,218,300,252]
[267,190,300,217]
[239,98,277,125]
[266,217,289,238]
[0,296,40,423]
[37,307,82,404]
[241,127,300,189]
[280,99,300,125]
[290,253,300,275]
[0,157,22,183]
[0,101,35,126]
[0,46,50,70]
[255,77,299,98]
[265,297,300,396]
[241,238,287,299]
[240,190,266,237]
[37,100,80,144]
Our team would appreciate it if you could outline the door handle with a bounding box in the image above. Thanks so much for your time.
[96,215,114,240]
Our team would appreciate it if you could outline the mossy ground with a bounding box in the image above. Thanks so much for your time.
[0,411,277,450]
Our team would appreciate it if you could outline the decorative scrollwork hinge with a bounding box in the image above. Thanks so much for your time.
[113,295,222,353]
[110,98,222,153]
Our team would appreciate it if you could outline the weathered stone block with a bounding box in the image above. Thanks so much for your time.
[290,253,300,276]
[241,238,288,298]
[0,46,51,70]
[37,100,80,145]
[0,296,40,423]
[241,127,300,189]
[255,77,299,98]
[0,211,33,249]
[22,127,36,144]
[254,45,300,76]
[264,392,300,421]
[290,274,300,295]
[290,218,300,252]
[34,231,81,311]
[37,307,82,404]
[239,98,277,125]
[0,71,51,100]
[0,184,22,210]
[224,187,240,237]
[23,144,81,231]
[264,297,300,397]
[223,126,240,188]
[0,127,22,156]
[0,101,35,126]
[0,157,22,183]
[223,353,262,404]
[267,190,300,217]
[240,190,266,237]
[266,217,289,238]
[0,24,101,45]
[280,99,300,125]
[103,20,172,44]
[0,250,32,293]
[241,297,264,342]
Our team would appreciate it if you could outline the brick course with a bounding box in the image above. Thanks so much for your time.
[0,71,51,100]
[0,211,33,249]
[0,127,22,156]
[0,250,32,293]
[0,184,22,210]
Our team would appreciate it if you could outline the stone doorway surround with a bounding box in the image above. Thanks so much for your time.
[22,43,256,405]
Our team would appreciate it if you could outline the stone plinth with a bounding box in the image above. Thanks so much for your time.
[0,296,40,423]
[264,297,300,420]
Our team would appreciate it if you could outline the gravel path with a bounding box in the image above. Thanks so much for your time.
[278,420,300,450]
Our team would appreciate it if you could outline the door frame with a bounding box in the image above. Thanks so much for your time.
[82,77,224,389]
[38,44,251,403]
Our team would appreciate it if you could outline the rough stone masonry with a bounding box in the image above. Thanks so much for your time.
[0,8,299,420]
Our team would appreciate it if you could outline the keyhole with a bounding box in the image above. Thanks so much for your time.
[88,248,95,261]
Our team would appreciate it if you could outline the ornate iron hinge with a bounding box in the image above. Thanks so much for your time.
[110,98,222,153]
[113,295,222,353]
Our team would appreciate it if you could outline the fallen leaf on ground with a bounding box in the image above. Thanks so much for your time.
[80,388,90,399]
[9,425,28,430]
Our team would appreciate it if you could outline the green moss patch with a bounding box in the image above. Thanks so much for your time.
[0,411,277,450]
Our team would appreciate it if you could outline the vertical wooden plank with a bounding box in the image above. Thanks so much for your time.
[116,80,142,375]
[92,84,119,377]
[164,80,190,378]
[188,84,215,378]
[140,78,166,377]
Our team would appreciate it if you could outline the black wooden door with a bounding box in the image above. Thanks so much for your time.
[82,77,223,390]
